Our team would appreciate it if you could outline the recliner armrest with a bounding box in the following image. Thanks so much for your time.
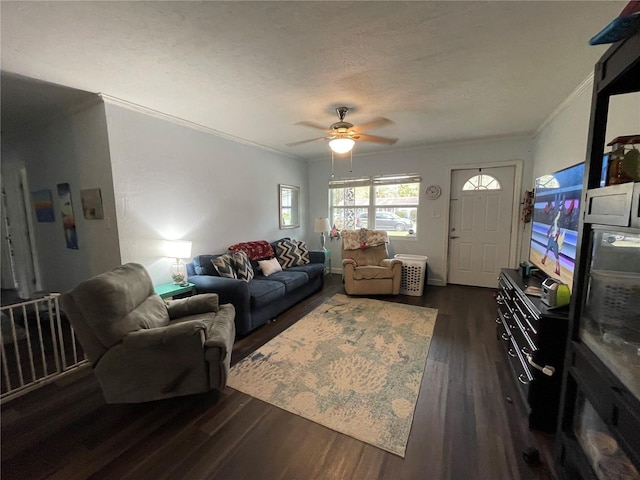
[203,303,235,353]
[166,294,219,319]
[342,258,357,267]
[380,258,402,268]
[122,320,207,349]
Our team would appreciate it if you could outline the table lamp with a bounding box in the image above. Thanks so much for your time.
[165,240,192,285]
[314,217,331,250]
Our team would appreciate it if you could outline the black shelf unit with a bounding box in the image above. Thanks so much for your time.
[496,268,569,433]
[555,30,640,480]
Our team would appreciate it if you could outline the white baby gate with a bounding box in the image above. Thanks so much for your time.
[0,294,88,404]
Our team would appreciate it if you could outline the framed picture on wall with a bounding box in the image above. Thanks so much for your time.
[32,189,55,222]
[279,184,300,229]
[81,188,104,219]
[57,183,78,249]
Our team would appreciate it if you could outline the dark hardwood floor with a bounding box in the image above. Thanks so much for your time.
[1,275,557,479]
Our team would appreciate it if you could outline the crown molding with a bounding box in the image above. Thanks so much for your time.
[306,132,534,162]
[98,94,304,161]
[534,72,594,137]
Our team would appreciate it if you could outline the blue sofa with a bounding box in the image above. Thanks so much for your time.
[186,241,325,336]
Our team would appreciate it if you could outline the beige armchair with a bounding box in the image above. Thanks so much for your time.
[341,229,402,295]
[60,263,235,403]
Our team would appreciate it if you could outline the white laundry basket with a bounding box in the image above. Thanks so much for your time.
[394,254,428,296]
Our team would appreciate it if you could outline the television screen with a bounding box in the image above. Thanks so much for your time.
[529,162,584,291]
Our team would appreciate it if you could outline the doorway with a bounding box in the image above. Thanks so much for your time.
[1,181,18,290]
[447,165,518,288]
[0,168,41,299]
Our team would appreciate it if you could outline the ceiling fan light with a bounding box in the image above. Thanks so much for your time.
[329,138,355,154]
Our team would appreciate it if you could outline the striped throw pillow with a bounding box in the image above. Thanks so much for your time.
[211,253,237,279]
[232,250,254,282]
[276,239,310,269]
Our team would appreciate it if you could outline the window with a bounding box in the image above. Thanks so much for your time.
[329,177,370,232]
[329,174,421,237]
[462,174,501,191]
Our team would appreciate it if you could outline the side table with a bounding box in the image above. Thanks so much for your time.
[154,282,196,299]
[323,249,332,276]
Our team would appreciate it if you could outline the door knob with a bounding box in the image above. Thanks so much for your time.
[450,235,459,239]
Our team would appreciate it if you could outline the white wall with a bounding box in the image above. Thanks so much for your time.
[308,137,535,286]
[530,79,639,287]
[1,101,121,294]
[103,102,310,285]
[533,79,640,179]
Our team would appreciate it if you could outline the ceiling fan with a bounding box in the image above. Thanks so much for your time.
[287,107,398,153]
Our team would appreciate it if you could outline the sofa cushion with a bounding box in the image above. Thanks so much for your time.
[262,270,309,293]
[275,239,310,269]
[247,279,286,309]
[286,263,325,280]
[212,253,237,279]
[232,250,254,282]
[193,255,221,276]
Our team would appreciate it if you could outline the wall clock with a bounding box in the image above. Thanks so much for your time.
[425,185,441,200]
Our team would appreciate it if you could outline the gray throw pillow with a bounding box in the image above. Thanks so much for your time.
[232,250,254,282]
[211,253,237,279]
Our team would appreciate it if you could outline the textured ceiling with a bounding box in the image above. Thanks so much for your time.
[0,1,623,159]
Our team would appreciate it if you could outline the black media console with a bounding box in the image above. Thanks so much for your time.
[496,268,569,432]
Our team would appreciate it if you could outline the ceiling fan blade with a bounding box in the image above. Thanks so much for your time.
[355,117,393,133]
[296,121,330,132]
[286,137,326,147]
[355,133,398,145]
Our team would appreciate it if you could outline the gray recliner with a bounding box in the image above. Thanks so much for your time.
[60,262,236,403]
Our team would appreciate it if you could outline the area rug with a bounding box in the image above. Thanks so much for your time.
[227,293,438,457]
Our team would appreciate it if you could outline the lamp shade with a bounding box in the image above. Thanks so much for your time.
[164,240,192,259]
[329,138,355,154]
[314,217,331,233]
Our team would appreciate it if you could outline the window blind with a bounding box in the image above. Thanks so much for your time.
[328,177,371,189]
[372,174,422,185]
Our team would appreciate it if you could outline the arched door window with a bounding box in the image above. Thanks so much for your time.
[462,174,501,191]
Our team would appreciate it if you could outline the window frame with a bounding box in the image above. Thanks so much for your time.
[329,174,421,237]
[462,173,502,191]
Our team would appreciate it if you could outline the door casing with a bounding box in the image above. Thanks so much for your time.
[443,160,523,286]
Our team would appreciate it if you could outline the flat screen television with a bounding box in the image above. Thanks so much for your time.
[529,162,585,291]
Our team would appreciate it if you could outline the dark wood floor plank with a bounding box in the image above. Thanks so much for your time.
[89,392,223,480]
[1,276,557,480]
[396,358,449,480]
[160,396,275,479]
[45,399,200,480]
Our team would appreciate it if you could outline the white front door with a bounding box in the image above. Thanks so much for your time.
[448,166,515,288]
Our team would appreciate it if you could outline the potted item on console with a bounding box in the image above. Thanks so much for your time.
[606,135,640,185]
